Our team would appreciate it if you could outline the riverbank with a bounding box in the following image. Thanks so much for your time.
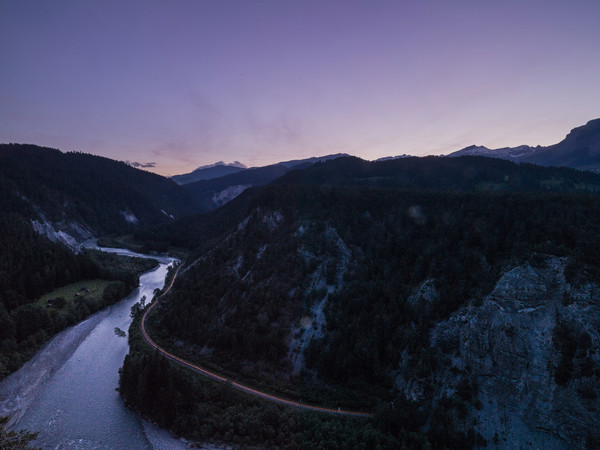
[0,249,189,448]
[0,245,159,380]
[0,307,109,425]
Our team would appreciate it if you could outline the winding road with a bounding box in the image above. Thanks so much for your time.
[140,262,374,418]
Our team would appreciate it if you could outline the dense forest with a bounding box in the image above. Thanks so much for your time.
[4,146,600,446]
[0,143,199,379]
[132,155,600,252]
[0,144,200,236]
[276,154,600,192]
[121,318,417,449]
[120,156,600,447]
[0,222,157,379]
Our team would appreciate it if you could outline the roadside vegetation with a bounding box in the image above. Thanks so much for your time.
[0,416,38,450]
[122,313,415,449]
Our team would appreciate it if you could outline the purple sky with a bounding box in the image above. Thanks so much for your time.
[2,0,599,176]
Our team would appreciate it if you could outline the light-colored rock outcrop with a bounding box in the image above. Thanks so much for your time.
[399,256,600,448]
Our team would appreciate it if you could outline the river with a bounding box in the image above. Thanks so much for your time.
[0,244,190,449]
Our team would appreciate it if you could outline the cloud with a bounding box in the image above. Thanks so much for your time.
[125,160,156,168]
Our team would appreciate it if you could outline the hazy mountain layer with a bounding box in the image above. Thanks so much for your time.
[180,153,348,212]
[170,163,246,185]
[448,118,600,172]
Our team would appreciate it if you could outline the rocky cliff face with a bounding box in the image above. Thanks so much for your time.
[398,256,600,448]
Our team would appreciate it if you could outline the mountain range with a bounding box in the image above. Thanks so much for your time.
[170,161,247,185]
[4,117,600,448]
[449,118,600,171]
[170,119,600,215]
[127,154,600,448]
[178,153,348,212]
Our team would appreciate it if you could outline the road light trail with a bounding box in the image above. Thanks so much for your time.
[140,262,374,418]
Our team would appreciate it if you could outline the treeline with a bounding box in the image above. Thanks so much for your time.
[277,154,600,193]
[0,221,158,379]
[130,155,600,254]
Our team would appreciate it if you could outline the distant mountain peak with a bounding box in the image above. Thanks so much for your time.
[171,162,248,185]
[561,118,600,141]
[446,118,600,172]
[449,144,537,160]
[276,153,350,168]
[374,154,413,162]
[195,161,247,170]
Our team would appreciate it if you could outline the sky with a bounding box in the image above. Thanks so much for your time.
[1,0,599,176]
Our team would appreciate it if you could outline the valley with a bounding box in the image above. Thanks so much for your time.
[0,246,184,449]
[3,1,600,446]
[2,131,600,448]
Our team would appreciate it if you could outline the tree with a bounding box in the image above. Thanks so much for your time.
[0,416,39,449]
[53,297,67,309]
[130,302,142,319]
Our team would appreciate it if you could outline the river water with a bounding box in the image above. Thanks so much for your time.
[0,245,190,449]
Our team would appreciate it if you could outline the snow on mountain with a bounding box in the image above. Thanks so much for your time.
[447,119,600,172]
[448,144,539,159]
[195,161,247,170]
[375,154,413,162]
[276,153,350,169]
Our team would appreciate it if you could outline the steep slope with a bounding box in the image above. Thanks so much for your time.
[0,213,158,378]
[0,143,199,378]
[0,144,200,245]
[526,118,600,170]
[131,176,600,447]
[422,255,600,448]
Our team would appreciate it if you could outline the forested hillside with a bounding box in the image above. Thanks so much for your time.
[0,237,157,378]
[0,144,200,239]
[132,155,600,252]
[180,154,348,213]
[121,156,600,448]
[277,154,600,192]
[0,143,195,379]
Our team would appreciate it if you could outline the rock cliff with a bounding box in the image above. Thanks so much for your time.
[398,256,600,448]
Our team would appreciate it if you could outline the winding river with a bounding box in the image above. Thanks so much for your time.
[0,244,189,449]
